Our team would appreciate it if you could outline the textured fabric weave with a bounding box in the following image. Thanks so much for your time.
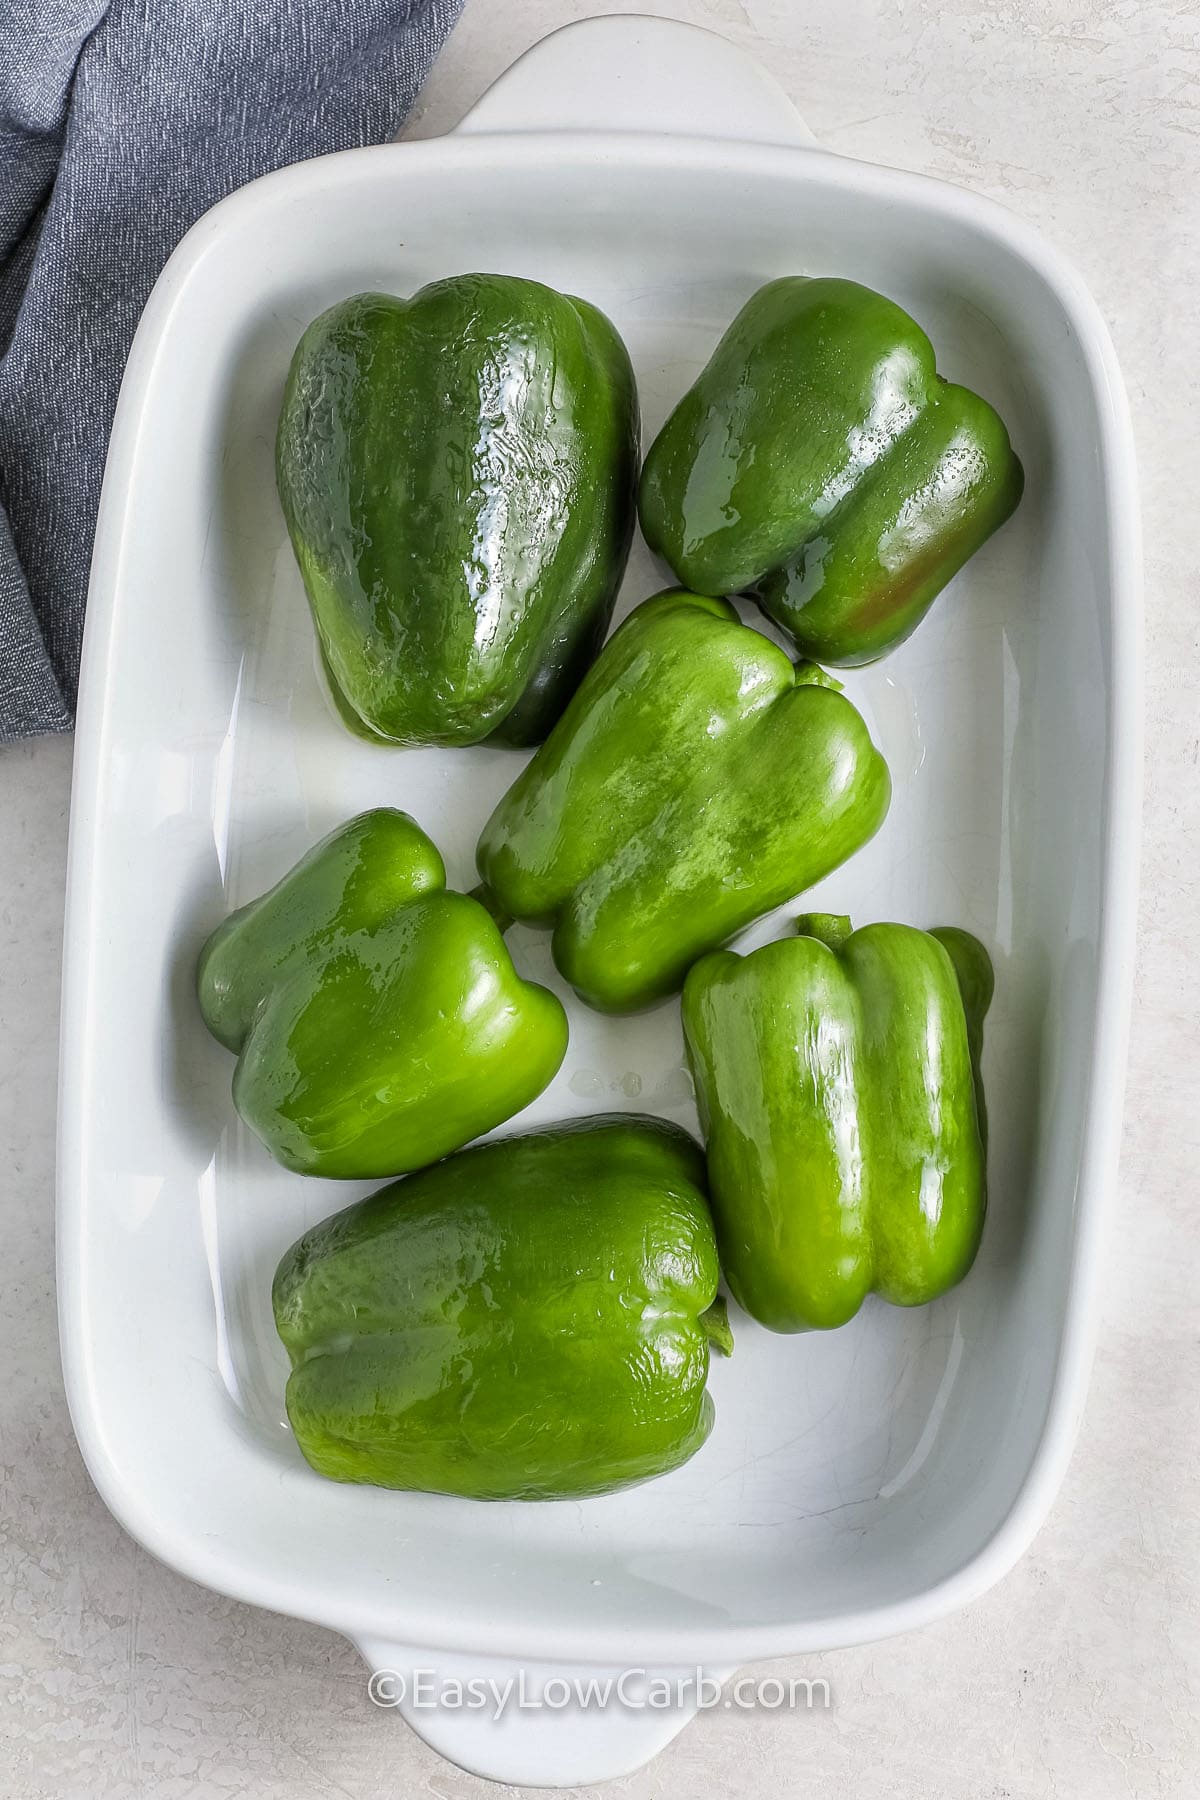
[0,0,462,742]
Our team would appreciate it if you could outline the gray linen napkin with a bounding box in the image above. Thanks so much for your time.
[0,0,463,742]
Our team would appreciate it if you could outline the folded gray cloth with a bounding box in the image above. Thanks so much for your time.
[0,0,462,742]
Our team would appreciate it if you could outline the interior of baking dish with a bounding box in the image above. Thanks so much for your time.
[60,135,1135,1664]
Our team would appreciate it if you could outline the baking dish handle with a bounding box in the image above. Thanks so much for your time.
[450,13,817,148]
[353,1636,736,1787]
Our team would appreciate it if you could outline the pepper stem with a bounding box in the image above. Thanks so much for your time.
[468,882,513,934]
[701,1296,734,1357]
[792,661,844,692]
[794,912,855,951]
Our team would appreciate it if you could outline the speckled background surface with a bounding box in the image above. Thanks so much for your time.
[2,2,1197,1794]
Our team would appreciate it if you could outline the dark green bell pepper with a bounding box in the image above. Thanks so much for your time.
[273,1115,733,1500]
[197,809,567,1178]
[476,589,891,1013]
[276,273,639,747]
[682,912,993,1331]
[639,277,1023,666]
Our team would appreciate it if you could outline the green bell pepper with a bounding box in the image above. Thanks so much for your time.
[682,912,993,1332]
[273,1115,733,1500]
[476,589,891,1013]
[639,277,1024,666]
[276,273,639,747]
[197,809,567,1178]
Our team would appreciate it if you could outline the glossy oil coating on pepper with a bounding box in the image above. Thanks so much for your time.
[682,912,993,1331]
[476,589,891,1014]
[197,809,567,1178]
[639,277,1024,667]
[273,1115,733,1500]
[276,273,639,747]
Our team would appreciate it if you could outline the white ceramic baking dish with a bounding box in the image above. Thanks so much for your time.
[57,15,1141,1788]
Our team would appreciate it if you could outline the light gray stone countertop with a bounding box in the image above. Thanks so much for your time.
[2,2,1197,1795]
